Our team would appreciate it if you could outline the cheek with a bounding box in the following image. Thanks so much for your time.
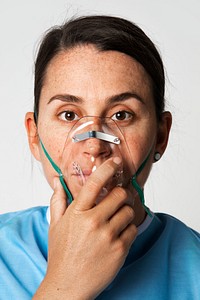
[38,144,62,189]
[37,126,67,188]
[124,134,151,167]
[123,120,157,172]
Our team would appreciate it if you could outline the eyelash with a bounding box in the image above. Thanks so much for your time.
[58,110,80,122]
[58,110,134,123]
[111,111,134,122]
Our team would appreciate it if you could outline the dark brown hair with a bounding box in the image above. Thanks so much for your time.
[34,15,165,121]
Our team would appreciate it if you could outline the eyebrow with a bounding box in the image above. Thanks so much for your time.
[48,94,83,104]
[48,91,144,105]
[107,92,144,104]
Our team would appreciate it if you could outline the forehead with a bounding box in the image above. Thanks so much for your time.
[41,45,153,101]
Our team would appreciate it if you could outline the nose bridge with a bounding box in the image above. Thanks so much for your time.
[72,116,116,158]
[85,117,111,157]
[87,116,103,132]
[84,133,111,158]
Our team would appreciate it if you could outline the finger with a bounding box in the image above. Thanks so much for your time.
[110,224,137,261]
[118,223,137,251]
[108,204,135,237]
[95,187,134,221]
[75,157,122,211]
[50,177,68,225]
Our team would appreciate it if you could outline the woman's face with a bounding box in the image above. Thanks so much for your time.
[26,45,171,200]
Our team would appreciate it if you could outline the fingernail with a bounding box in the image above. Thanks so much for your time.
[113,157,122,165]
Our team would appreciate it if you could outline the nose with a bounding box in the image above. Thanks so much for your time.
[82,118,112,158]
[83,137,112,158]
[72,116,114,158]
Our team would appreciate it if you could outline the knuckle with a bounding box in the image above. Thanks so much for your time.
[105,161,116,173]
[101,228,113,243]
[87,215,100,231]
[129,223,138,237]
[124,205,135,220]
[113,187,128,200]
[87,176,103,190]
[114,225,137,255]
[115,239,128,255]
[50,195,59,209]
[126,223,138,243]
[86,180,99,193]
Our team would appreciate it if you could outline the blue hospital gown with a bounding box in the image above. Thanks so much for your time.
[0,206,199,299]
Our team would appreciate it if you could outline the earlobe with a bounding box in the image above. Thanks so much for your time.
[25,112,41,161]
[155,111,172,160]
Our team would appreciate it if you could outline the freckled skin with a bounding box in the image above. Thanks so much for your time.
[38,46,156,185]
[27,44,171,300]
[26,44,171,224]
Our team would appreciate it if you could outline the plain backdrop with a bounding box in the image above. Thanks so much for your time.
[0,0,199,231]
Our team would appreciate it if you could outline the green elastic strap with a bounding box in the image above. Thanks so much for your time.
[40,141,73,204]
[40,139,152,215]
[131,152,152,217]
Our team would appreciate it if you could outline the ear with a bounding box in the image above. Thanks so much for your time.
[25,112,41,161]
[155,111,172,159]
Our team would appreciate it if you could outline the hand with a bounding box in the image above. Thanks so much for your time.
[33,157,137,300]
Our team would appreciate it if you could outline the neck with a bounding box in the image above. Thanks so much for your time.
[133,195,147,227]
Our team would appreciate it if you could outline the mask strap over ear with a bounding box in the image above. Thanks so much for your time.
[40,140,73,204]
[131,152,152,217]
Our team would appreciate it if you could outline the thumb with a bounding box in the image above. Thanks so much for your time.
[50,177,68,225]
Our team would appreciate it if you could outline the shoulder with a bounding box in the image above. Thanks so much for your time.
[136,212,200,262]
[0,206,48,229]
[155,212,200,241]
[154,213,200,296]
[154,212,200,268]
[0,206,48,298]
[0,206,49,246]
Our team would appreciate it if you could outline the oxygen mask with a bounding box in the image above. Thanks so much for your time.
[59,116,136,203]
[40,115,151,215]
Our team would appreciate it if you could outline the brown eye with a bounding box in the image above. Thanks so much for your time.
[112,111,133,121]
[59,111,79,122]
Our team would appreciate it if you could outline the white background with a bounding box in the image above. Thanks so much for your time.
[0,0,199,231]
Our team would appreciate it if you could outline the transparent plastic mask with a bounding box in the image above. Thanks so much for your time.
[59,116,137,202]
[40,115,151,215]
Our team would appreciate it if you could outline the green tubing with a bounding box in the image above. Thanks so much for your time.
[131,175,152,217]
[59,173,73,204]
[131,151,152,217]
[40,141,73,204]
[40,139,152,214]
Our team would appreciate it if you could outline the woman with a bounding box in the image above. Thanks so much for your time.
[0,15,199,299]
